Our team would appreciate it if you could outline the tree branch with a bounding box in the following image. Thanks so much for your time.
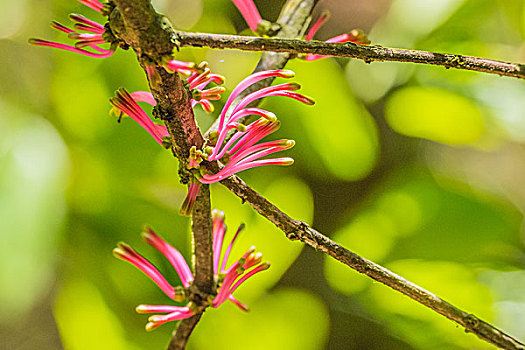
[220,175,525,350]
[174,31,525,80]
[166,313,203,350]
[110,2,211,349]
[108,1,524,349]
[204,0,319,137]
[190,185,214,295]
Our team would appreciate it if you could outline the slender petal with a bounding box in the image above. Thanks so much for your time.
[213,248,255,307]
[228,262,270,295]
[69,13,105,33]
[228,295,249,312]
[165,59,197,74]
[145,308,195,331]
[113,243,176,300]
[109,88,168,144]
[179,182,201,216]
[142,227,194,288]
[305,10,331,41]
[136,304,190,314]
[220,223,244,273]
[130,91,156,106]
[115,213,269,331]
[77,0,104,12]
[216,70,295,135]
[231,0,263,31]
[212,210,227,275]
[28,38,113,58]
[50,21,75,34]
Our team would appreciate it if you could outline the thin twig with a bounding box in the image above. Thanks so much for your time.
[190,185,214,294]
[204,0,319,137]
[110,2,211,349]
[108,1,525,349]
[175,31,525,80]
[220,175,525,350]
[166,313,203,350]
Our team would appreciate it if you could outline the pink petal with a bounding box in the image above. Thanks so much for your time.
[142,228,194,288]
[113,243,176,300]
[231,0,263,31]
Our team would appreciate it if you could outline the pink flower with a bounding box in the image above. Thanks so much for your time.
[29,0,115,58]
[109,88,169,146]
[77,0,105,12]
[113,211,269,331]
[231,0,263,32]
[200,69,314,183]
[303,11,371,61]
[164,60,198,75]
[179,181,201,217]
[180,70,313,215]
[109,62,226,146]
[184,63,226,113]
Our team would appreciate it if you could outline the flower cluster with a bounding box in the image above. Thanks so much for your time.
[179,69,314,216]
[113,210,269,331]
[302,11,371,61]
[201,69,314,183]
[231,0,370,60]
[29,0,355,218]
[230,0,279,35]
[29,0,115,58]
[231,0,263,32]
[109,62,226,146]
[30,2,307,335]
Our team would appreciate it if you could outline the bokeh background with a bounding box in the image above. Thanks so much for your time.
[2,0,525,349]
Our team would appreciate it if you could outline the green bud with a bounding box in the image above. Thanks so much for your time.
[173,286,187,302]
[212,209,225,221]
[161,136,172,149]
[236,124,247,132]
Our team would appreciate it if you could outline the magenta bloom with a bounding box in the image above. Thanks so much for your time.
[303,11,371,61]
[109,63,225,146]
[110,89,169,145]
[29,0,114,58]
[165,59,198,75]
[180,69,313,215]
[185,64,226,113]
[201,69,314,183]
[113,211,269,331]
[231,0,263,32]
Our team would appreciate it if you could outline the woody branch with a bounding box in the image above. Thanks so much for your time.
[108,0,524,349]
[174,31,525,80]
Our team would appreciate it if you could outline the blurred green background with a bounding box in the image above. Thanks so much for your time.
[1,0,525,349]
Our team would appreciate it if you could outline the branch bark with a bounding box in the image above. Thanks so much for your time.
[108,1,525,349]
[204,0,319,137]
[220,175,525,350]
[174,31,525,80]
[190,185,214,295]
[110,1,212,349]
[166,313,203,350]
